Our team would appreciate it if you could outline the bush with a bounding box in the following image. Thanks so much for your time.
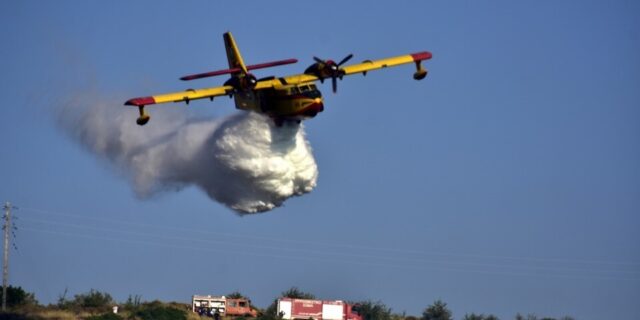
[353,300,392,320]
[56,289,114,314]
[86,313,123,320]
[72,289,114,314]
[0,286,38,309]
[134,301,186,320]
[0,313,31,320]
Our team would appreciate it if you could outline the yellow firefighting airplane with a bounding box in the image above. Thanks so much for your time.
[125,32,432,126]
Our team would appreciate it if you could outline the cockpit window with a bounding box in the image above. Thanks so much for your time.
[300,85,309,91]
[309,84,317,90]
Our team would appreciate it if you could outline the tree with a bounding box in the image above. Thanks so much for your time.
[421,300,452,320]
[280,287,315,300]
[71,289,114,313]
[123,294,142,312]
[353,300,392,320]
[227,291,247,299]
[57,287,70,309]
[515,314,537,320]
[0,285,38,309]
[463,314,499,320]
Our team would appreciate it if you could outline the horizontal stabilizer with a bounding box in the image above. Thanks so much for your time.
[180,58,298,81]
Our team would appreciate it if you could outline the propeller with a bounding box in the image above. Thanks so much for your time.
[313,54,353,93]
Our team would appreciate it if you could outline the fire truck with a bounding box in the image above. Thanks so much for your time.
[277,298,362,320]
[192,295,257,318]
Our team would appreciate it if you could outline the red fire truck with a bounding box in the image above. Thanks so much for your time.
[276,298,362,320]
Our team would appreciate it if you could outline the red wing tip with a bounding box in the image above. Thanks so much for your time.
[411,51,433,61]
[124,97,155,106]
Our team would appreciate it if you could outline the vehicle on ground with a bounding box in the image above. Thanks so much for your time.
[277,297,362,320]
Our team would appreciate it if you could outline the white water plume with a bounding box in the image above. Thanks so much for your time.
[58,98,318,214]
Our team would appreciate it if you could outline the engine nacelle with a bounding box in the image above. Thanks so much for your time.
[242,73,258,89]
[224,73,258,90]
[305,62,344,80]
[304,63,323,79]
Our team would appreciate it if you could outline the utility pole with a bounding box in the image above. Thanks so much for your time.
[2,202,16,312]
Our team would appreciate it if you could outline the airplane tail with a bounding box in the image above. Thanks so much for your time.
[223,32,248,74]
[179,32,296,81]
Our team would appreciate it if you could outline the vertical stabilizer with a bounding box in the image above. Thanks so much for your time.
[223,32,248,74]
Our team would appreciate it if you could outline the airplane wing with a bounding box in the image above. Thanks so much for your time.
[256,51,432,89]
[125,85,234,107]
[125,85,237,125]
[124,72,311,107]
[341,52,432,77]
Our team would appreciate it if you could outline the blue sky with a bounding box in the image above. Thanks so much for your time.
[1,1,639,319]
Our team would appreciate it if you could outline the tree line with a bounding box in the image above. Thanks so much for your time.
[0,285,575,320]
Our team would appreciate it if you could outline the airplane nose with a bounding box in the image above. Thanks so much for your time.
[314,98,324,112]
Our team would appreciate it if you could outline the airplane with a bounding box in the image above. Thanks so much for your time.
[125,31,432,126]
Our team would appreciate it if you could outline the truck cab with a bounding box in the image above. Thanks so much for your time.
[192,295,258,318]
[226,298,258,317]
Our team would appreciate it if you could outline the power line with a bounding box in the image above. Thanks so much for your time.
[15,212,639,282]
[19,225,640,282]
[20,215,640,277]
[19,206,640,267]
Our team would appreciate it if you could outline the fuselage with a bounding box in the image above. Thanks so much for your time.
[234,83,324,124]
